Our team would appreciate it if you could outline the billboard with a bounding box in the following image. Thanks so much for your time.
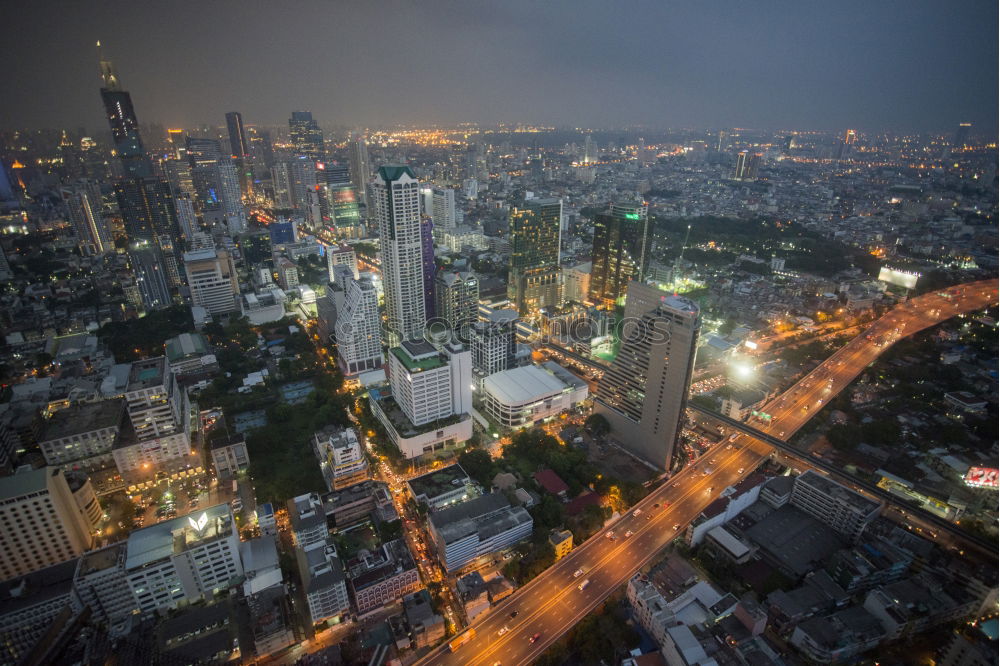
[878,266,920,289]
[964,467,999,489]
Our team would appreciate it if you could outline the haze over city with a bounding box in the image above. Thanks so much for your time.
[2,0,998,131]
[0,2,997,665]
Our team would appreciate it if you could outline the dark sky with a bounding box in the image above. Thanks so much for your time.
[2,0,997,133]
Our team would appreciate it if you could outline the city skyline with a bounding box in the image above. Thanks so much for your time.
[1,0,997,133]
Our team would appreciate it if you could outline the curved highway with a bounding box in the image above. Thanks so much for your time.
[415,279,998,666]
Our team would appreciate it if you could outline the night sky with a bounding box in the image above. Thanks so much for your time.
[2,0,996,133]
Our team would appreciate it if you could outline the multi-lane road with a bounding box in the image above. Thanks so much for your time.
[415,279,998,666]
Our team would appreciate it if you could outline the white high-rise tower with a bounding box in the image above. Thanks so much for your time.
[372,165,426,344]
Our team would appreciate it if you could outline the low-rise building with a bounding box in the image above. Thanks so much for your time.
[863,575,978,641]
[791,470,882,542]
[209,433,249,481]
[789,606,885,664]
[346,539,421,615]
[407,463,477,510]
[164,332,218,379]
[456,571,490,621]
[428,493,533,572]
[481,363,588,429]
[36,398,124,471]
[403,589,446,648]
[297,538,350,626]
[322,480,389,530]
[550,529,573,560]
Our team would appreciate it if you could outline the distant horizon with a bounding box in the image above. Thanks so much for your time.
[2,0,996,134]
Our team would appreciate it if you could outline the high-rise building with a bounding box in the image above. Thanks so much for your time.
[471,313,518,379]
[114,177,179,246]
[429,187,457,229]
[508,197,562,315]
[421,217,436,320]
[334,276,384,376]
[594,282,699,470]
[289,111,324,160]
[296,538,350,625]
[325,244,358,282]
[111,356,191,477]
[0,467,95,580]
[733,151,761,181]
[315,427,369,490]
[348,135,371,208]
[174,192,198,242]
[185,137,224,212]
[583,134,595,164]
[716,130,727,152]
[372,165,426,344]
[953,122,972,148]
[184,247,240,314]
[562,262,591,304]
[289,155,317,211]
[843,129,858,145]
[62,181,111,255]
[128,246,172,311]
[97,44,151,179]
[271,162,294,209]
[387,340,471,427]
[225,111,249,159]
[589,202,651,308]
[435,270,479,332]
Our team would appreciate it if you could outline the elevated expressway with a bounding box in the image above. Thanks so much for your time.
[416,279,998,666]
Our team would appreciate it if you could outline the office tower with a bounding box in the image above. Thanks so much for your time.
[583,134,595,164]
[62,181,111,254]
[111,356,191,476]
[128,247,172,311]
[174,193,197,241]
[289,111,324,160]
[97,44,151,178]
[271,162,294,208]
[289,155,317,210]
[335,277,383,375]
[435,270,479,332]
[317,160,351,186]
[124,504,243,613]
[471,313,518,378]
[589,201,651,308]
[325,244,358,282]
[269,218,298,245]
[463,178,478,200]
[114,177,178,245]
[844,129,858,145]
[790,471,882,541]
[387,340,471,427]
[733,151,761,180]
[248,126,275,167]
[321,184,362,235]
[428,186,457,229]
[225,111,249,158]
[372,165,427,344]
[594,282,700,470]
[508,197,562,315]
[421,217,436,319]
[0,467,94,580]
[184,247,240,314]
[276,257,300,290]
[163,158,194,197]
[216,160,246,233]
[185,136,224,211]
[716,130,727,152]
[348,135,371,207]
[953,122,972,148]
[562,262,591,303]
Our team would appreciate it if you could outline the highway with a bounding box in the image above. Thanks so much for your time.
[415,279,998,666]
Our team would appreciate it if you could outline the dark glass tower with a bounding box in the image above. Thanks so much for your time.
[98,45,151,179]
[225,111,249,158]
[588,201,651,308]
[508,197,562,315]
[289,111,324,160]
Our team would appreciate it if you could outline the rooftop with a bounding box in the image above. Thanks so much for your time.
[534,469,569,496]
[125,503,234,570]
[78,542,126,577]
[165,333,211,361]
[0,466,54,502]
[377,165,416,182]
[795,470,883,514]
[390,343,446,373]
[407,464,472,502]
[126,356,168,391]
[483,364,570,404]
[0,558,78,618]
[744,504,846,577]
[430,493,532,545]
[39,399,124,441]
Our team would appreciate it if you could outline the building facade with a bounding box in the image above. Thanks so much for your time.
[589,202,650,308]
[334,277,383,376]
[184,248,240,315]
[508,197,562,315]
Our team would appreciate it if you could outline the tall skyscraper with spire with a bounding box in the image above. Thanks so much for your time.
[372,165,426,344]
[97,41,151,179]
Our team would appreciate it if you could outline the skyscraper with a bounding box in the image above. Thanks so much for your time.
[184,248,240,315]
[594,282,700,470]
[583,134,595,164]
[97,42,151,179]
[843,129,858,145]
[334,277,384,376]
[289,111,324,160]
[225,111,249,158]
[434,270,479,332]
[62,181,111,255]
[421,217,436,319]
[589,201,650,308]
[349,135,371,208]
[128,247,172,311]
[953,122,972,148]
[186,136,224,212]
[733,151,761,181]
[430,187,457,229]
[508,197,562,315]
[372,165,426,344]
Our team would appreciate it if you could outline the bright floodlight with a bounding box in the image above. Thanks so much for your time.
[732,361,754,380]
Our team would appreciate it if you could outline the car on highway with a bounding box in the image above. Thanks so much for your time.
[573,568,584,578]
[578,579,590,590]
[738,468,745,474]
[703,467,713,475]
[509,610,519,618]
[605,530,616,540]
[672,523,680,531]
[530,633,541,643]
[625,530,633,538]
[498,626,509,636]
[653,503,661,508]
[633,509,642,517]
